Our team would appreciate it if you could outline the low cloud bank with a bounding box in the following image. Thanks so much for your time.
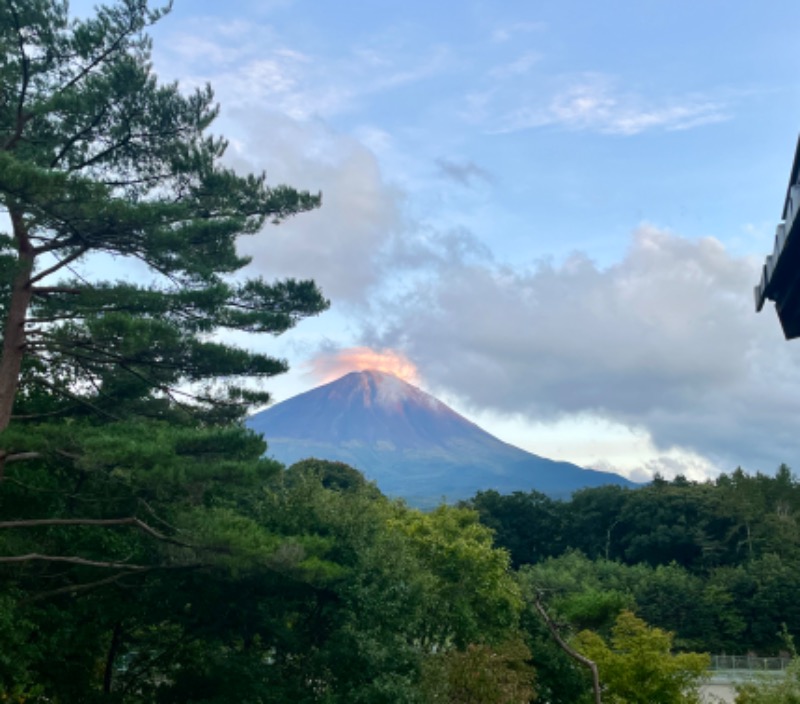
[366,225,800,475]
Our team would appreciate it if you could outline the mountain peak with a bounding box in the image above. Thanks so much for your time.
[332,369,444,414]
[247,371,636,505]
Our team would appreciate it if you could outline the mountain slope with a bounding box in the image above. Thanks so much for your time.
[247,370,635,505]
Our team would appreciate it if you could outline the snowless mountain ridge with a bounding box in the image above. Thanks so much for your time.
[247,369,636,505]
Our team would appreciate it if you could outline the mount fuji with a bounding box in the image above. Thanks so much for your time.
[246,370,636,505]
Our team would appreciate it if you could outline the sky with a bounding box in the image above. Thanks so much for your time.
[75,0,800,482]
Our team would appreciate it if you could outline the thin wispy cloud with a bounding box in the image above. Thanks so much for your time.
[488,51,541,79]
[159,29,450,122]
[370,46,453,91]
[490,21,546,43]
[493,75,730,135]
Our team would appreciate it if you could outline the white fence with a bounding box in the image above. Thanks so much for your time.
[709,655,793,672]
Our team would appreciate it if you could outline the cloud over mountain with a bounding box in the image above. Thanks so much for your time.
[365,225,800,473]
[306,347,421,385]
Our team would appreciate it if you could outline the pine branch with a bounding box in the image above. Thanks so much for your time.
[28,246,90,283]
[52,10,142,100]
[2,0,32,151]
[32,376,122,421]
[49,105,110,169]
[31,286,83,295]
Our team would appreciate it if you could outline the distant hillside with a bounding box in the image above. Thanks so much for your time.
[247,370,636,506]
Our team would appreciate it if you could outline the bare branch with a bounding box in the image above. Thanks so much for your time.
[0,553,149,570]
[28,565,201,602]
[10,407,75,420]
[4,451,42,463]
[28,570,144,602]
[0,516,197,550]
[533,592,603,704]
[139,499,186,536]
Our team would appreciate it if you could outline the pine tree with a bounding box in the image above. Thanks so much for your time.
[0,0,328,444]
[0,4,329,696]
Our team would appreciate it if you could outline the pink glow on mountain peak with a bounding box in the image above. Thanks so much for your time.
[306,346,421,385]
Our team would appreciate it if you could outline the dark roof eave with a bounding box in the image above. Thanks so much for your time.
[782,134,800,219]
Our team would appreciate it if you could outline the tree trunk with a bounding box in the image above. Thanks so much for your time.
[103,621,123,694]
[0,207,35,441]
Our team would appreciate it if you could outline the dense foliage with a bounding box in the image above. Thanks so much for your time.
[574,610,709,704]
[467,467,800,655]
[1,2,795,703]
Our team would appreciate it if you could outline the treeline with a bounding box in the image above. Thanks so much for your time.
[464,467,800,655]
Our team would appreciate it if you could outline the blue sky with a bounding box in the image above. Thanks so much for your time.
[74,0,800,481]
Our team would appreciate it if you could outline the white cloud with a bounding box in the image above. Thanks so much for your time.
[226,110,403,303]
[447,407,717,482]
[362,224,800,475]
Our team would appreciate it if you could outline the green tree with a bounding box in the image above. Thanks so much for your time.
[574,610,709,704]
[390,504,523,649]
[564,485,629,561]
[286,457,380,495]
[0,1,328,699]
[519,550,637,637]
[0,419,300,701]
[0,0,327,437]
[632,562,713,651]
[0,0,328,602]
[421,638,536,704]
[715,467,800,564]
[160,469,429,704]
[466,489,565,567]
[615,480,719,569]
[245,470,532,704]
